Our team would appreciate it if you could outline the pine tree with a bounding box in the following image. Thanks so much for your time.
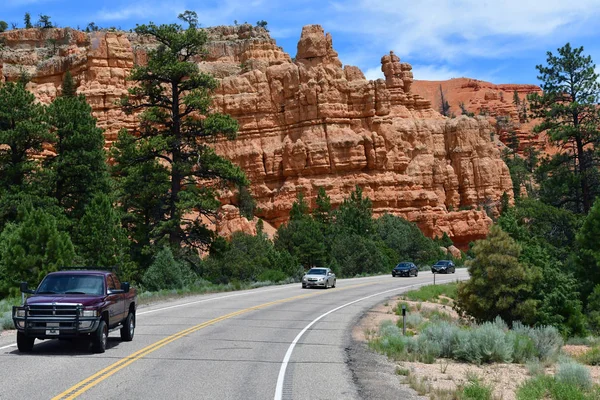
[0,82,53,190]
[289,192,309,221]
[529,43,600,213]
[456,225,539,325]
[438,84,451,117]
[73,193,130,270]
[312,187,332,225]
[24,13,32,29]
[46,73,110,222]
[61,71,76,97]
[0,206,75,297]
[114,11,247,251]
[334,185,373,236]
[512,90,520,107]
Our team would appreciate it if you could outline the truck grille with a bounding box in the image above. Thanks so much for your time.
[28,304,80,317]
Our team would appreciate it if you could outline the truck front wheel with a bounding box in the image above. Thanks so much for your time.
[120,312,135,341]
[17,331,34,352]
[91,320,108,353]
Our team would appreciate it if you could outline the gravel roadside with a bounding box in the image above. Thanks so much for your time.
[345,306,427,400]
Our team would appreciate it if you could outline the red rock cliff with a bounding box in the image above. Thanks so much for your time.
[412,78,548,155]
[0,25,514,246]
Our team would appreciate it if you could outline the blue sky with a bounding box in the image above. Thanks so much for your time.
[3,0,600,84]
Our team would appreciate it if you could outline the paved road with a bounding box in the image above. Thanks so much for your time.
[0,270,468,399]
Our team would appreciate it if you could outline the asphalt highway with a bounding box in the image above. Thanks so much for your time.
[0,270,469,400]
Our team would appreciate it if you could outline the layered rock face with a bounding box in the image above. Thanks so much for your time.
[412,78,546,155]
[0,25,514,246]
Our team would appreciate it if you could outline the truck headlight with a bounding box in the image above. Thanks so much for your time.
[14,309,26,318]
[82,310,98,317]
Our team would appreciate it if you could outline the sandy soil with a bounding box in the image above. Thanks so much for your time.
[355,296,600,399]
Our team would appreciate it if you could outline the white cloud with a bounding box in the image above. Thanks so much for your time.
[363,66,384,81]
[96,1,184,21]
[324,0,600,61]
[411,65,466,81]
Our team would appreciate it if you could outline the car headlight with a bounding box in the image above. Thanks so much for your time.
[81,310,98,317]
[14,308,26,318]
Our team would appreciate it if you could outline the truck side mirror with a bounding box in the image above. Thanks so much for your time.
[20,282,34,294]
[121,282,130,293]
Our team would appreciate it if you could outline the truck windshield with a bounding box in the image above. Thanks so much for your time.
[37,275,104,295]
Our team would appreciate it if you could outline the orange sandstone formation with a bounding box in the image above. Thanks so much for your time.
[0,24,514,246]
[412,78,546,155]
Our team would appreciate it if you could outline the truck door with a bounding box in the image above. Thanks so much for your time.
[106,276,124,327]
[111,274,126,322]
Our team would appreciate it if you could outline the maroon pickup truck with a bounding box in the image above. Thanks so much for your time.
[12,270,136,353]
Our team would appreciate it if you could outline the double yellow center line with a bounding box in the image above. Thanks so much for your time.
[53,282,372,399]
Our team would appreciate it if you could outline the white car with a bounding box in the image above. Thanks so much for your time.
[301,268,336,289]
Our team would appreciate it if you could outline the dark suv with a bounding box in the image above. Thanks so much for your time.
[12,270,136,353]
[431,260,456,274]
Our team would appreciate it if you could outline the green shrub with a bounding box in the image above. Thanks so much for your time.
[419,321,460,358]
[257,269,288,283]
[517,374,598,400]
[469,321,513,363]
[142,246,194,291]
[402,282,458,302]
[403,312,424,329]
[454,329,483,364]
[510,332,538,363]
[577,346,600,366]
[1,311,14,331]
[555,361,592,391]
[529,325,563,362]
[525,360,545,377]
[459,375,493,400]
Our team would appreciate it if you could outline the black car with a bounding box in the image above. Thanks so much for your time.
[392,262,418,277]
[431,260,456,274]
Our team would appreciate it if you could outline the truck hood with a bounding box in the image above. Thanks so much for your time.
[26,295,105,306]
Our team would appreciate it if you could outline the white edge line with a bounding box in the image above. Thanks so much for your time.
[273,277,459,400]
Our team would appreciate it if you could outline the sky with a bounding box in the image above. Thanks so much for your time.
[3,0,600,85]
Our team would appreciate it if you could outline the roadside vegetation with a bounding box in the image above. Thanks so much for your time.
[368,284,600,399]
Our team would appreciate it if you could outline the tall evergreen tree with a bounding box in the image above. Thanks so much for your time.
[0,81,52,191]
[115,11,247,251]
[512,90,520,107]
[0,81,59,229]
[289,192,309,221]
[312,187,332,226]
[456,225,539,325]
[46,73,110,222]
[528,43,600,213]
[73,193,130,272]
[334,185,373,236]
[0,206,74,297]
[24,13,32,29]
[61,71,76,97]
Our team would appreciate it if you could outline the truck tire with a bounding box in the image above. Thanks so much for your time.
[120,312,135,341]
[92,320,108,353]
[17,331,34,352]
